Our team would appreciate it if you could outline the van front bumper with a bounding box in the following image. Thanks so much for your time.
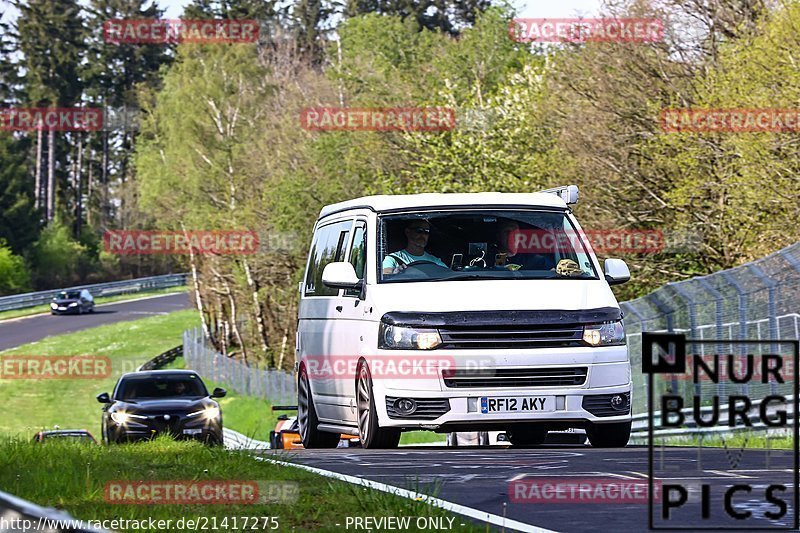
[366,346,632,429]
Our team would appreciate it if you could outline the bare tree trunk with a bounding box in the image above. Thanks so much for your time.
[87,147,94,227]
[75,132,83,236]
[277,323,289,370]
[212,265,248,363]
[102,129,108,225]
[242,259,270,360]
[34,129,42,211]
[184,224,212,345]
[46,129,55,221]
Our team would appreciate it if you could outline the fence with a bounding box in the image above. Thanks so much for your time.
[623,240,800,423]
[183,327,296,405]
[0,273,188,312]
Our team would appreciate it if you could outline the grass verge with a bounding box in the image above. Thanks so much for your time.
[0,286,187,322]
[0,309,199,437]
[0,438,488,532]
[649,432,794,450]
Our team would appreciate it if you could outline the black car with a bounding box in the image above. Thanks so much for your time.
[97,370,226,445]
[51,289,95,315]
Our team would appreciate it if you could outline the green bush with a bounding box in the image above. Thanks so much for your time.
[0,241,32,295]
[30,221,88,289]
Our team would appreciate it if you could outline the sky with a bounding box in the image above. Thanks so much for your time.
[1,0,604,25]
[157,0,604,19]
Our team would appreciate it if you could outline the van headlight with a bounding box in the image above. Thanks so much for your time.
[582,320,625,346]
[50,303,57,309]
[379,323,442,350]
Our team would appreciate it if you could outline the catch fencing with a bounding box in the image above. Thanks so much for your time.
[183,327,296,405]
[624,241,800,434]
[0,273,188,312]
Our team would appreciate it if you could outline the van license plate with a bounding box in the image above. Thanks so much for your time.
[480,396,554,414]
[183,429,202,435]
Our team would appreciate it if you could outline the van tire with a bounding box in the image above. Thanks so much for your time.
[506,425,548,447]
[586,420,631,448]
[356,362,400,449]
[298,368,340,449]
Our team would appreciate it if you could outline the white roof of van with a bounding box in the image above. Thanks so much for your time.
[318,192,567,219]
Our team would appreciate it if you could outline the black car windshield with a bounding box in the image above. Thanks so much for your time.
[379,210,598,283]
[57,291,81,299]
[117,375,208,400]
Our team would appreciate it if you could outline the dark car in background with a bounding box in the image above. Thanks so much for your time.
[50,289,94,315]
[32,429,98,444]
[97,370,226,445]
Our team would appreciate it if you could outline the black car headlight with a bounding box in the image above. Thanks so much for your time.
[110,412,147,426]
[379,323,442,350]
[582,320,625,347]
[187,406,220,420]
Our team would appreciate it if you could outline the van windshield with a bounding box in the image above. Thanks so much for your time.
[378,210,598,283]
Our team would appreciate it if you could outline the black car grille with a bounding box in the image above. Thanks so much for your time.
[443,367,588,388]
[385,397,450,420]
[438,324,585,349]
[582,392,631,417]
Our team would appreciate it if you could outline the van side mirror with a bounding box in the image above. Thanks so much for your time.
[96,392,111,404]
[604,259,630,286]
[211,387,227,398]
[322,262,363,290]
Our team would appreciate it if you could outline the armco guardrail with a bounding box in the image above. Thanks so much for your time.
[137,345,183,371]
[183,327,296,405]
[0,273,188,313]
[0,488,109,533]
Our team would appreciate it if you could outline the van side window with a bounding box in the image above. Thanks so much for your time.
[345,222,367,297]
[304,220,352,297]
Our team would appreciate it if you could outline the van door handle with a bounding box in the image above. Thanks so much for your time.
[335,305,343,312]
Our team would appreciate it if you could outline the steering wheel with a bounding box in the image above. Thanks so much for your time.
[403,260,445,268]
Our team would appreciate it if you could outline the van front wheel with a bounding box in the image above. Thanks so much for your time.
[586,421,631,448]
[298,368,340,449]
[356,363,400,449]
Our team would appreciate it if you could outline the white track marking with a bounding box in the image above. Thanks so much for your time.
[223,428,558,533]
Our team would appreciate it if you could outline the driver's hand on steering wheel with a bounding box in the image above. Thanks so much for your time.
[383,264,407,275]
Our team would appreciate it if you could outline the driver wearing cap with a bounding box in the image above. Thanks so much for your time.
[382,220,447,274]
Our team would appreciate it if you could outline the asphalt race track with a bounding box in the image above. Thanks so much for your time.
[0,292,192,351]
[264,445,797,532]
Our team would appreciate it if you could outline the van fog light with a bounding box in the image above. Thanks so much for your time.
[394,398,417,415]
[610,394,627,411]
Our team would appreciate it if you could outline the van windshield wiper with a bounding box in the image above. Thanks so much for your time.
[430,274,495,281]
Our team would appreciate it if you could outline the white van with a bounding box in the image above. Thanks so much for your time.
[296,186,632,449]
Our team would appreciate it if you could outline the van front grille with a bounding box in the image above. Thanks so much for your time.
[443,367,587,388]
[438,324,585,349]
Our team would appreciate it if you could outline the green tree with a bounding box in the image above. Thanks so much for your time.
[0,241,32,295]
[344,0,491,35]
[30,220,88,288]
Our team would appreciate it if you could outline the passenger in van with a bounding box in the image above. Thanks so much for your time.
[494,220,557,271]
[382,220,448,274]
